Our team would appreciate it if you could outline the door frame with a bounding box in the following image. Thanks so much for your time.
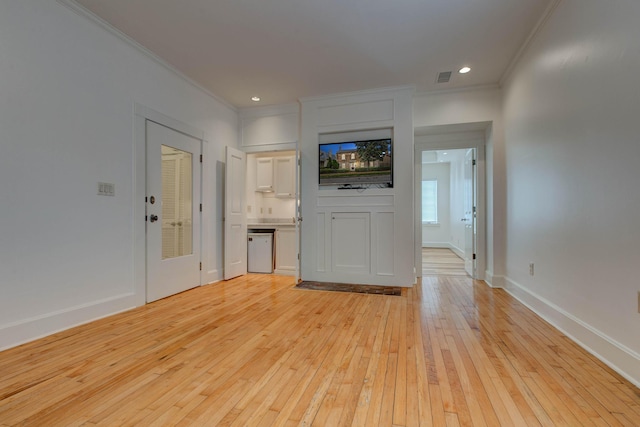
[414,123,487,281]
[134,104,208,305]
[243,142,301,281]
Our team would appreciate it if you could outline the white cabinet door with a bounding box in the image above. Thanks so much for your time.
[275,227,297,275]
[331,212,370,274]
[255,157,273,192]
[274,156,295,198]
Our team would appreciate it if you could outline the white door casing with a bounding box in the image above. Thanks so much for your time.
[146,120,201,302]
[224,146,247,280]
[295,145,301,282]
[464,148,476,278]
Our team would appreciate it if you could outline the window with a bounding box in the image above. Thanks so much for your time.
[422,179,438,223]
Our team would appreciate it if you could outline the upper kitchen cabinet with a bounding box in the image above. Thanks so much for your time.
[254,155,295,198]
[255,157,274,192]
[274,156,295,198]
[240,104,299,149]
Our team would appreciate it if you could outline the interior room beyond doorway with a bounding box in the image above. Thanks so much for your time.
[421,148,473,277]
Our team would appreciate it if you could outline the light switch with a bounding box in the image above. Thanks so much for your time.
[98,182,115,196]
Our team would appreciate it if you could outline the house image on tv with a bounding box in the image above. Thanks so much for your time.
[335,147,391,171]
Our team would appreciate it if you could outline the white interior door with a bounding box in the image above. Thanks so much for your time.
[146,120,201,302]
[464,148,476,277]
[224,146,247,280]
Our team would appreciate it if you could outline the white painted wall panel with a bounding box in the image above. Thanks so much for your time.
[240,104,299,147]
[375,213,394,276]
[0,0,238,350]
[502,0,640,385]
[301,87,414,287]
[317,99,394,128]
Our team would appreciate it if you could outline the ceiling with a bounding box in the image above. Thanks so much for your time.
[73,0,553,108]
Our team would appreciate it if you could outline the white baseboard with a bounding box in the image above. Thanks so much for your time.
[504,277,640,389]
[484,271,505,288]
[422,242,450,248]
[274,269,296,276]
[0,293,138,352]
[423,242,465,260]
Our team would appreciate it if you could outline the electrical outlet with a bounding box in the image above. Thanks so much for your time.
[529,263,535,276]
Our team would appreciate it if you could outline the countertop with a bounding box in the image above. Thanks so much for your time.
[247,218,296,227]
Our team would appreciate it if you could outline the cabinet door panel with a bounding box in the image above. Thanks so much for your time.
[275,228,297,273]
[274,156,295,198]
[256,157,273,191]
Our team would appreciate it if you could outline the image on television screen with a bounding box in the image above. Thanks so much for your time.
[319,138,393,188]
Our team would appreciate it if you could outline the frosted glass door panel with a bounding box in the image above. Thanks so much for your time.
[161,145,193,259]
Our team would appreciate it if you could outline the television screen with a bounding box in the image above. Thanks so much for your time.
[319,138,393,188]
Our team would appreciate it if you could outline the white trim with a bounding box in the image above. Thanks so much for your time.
[239,103,299,119]
[299,85,415,104]
[414,83,501,98]
[484,271,505,288]
[500,0,563,85]
[55,0,236,112]
[0,294,136,351]
[274,269,296,276]
[504,276,640,389]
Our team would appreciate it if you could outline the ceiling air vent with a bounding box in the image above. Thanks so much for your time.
[437,71,452,83]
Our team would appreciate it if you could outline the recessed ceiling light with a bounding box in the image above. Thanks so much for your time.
[251,96,261,102]
[459,67,471,74]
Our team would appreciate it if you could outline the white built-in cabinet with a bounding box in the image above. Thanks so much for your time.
[255,155,295,198]
[275,227,297,274]
[255,157,274,191]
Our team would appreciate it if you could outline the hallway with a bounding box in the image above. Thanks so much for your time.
[422,247,469,277]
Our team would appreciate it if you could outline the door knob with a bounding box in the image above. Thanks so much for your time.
[150,214,158,223]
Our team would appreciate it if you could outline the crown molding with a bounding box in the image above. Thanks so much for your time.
[299,85,416,104]
[500,0,563,86]
[55,0,237,112]
[414,83,501,99]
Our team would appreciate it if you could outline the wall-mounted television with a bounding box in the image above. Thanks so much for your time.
[319,138,393,188]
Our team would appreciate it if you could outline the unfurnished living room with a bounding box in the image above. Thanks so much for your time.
[1,0,639,425]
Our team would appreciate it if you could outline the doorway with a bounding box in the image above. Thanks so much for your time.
[134,105,205,305]
[413,125,486,281]
[419,148,475,277]
[145,120,202,302]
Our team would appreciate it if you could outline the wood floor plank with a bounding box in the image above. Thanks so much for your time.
[0,271,639,426]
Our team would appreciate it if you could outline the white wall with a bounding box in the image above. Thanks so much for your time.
[502,0,640,386]
[447,150,467,255]
[414,89,504,285]
[0,0,238,350]
[421,162,450,246]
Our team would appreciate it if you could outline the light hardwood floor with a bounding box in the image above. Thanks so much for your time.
[1,274,639,426]
[422,248,468,277]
